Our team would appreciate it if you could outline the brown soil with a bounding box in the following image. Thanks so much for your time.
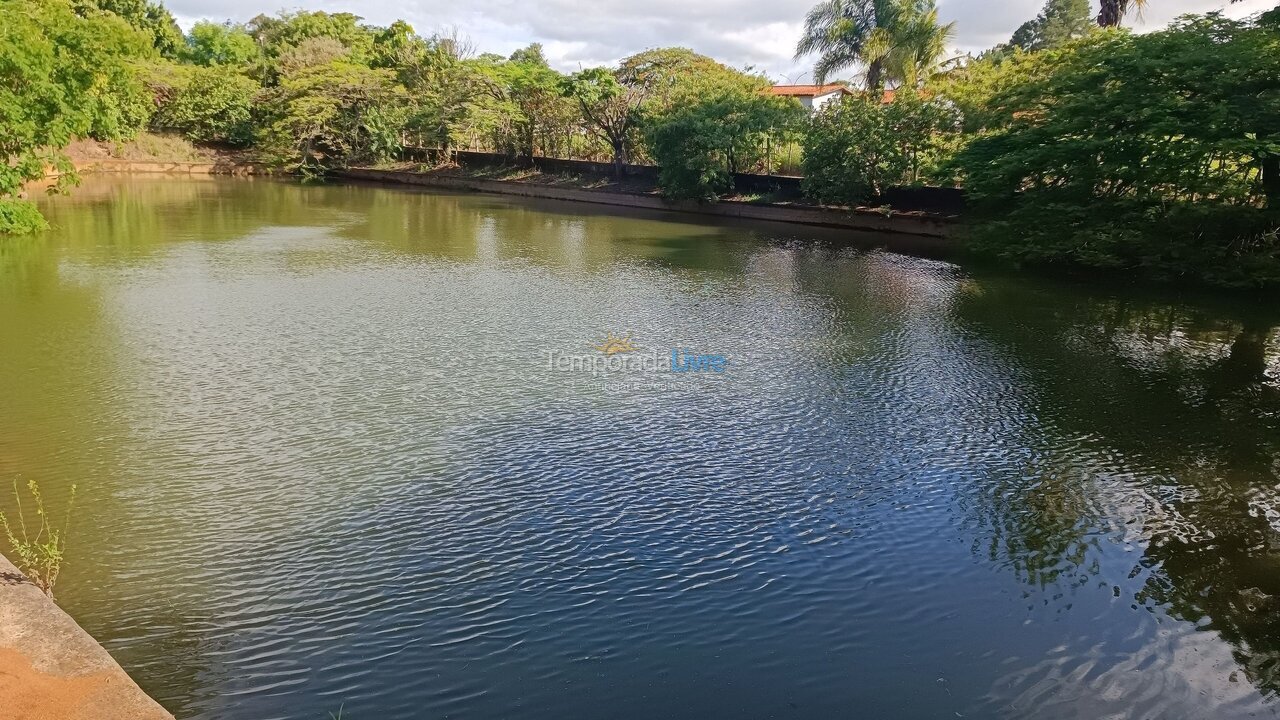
[64,134,251,165]
[374,161,664,196]
[0,648,121,720]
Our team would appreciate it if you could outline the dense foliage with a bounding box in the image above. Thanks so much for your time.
[802,91,958,205]
[0,0,154,232]
[647,90,803,201]
[1007,0,1093,51]
[795,0,955,88]
[639,54,805,201]
[152,66,259,145]
[954,14,1280,287]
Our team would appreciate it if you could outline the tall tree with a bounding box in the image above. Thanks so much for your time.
[1097,0,1147,27]
[1010,0,1093,50]
[618,48,763,113]
[875,1,956,86]
[1,0,154,232]
[561,68,647,177]
[795,0,954,90]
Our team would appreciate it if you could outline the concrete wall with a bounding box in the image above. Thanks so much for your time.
[401,149,964,213]
[75,160,271,176]
[0,554,173,720]
[336,168,957,239]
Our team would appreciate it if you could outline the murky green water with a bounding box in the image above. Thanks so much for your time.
[2,176,1279,719]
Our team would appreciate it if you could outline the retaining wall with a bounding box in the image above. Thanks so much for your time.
[337,168,957,239]
[0,554,173,720]
[74,159,270,176]
[404,148,966,214]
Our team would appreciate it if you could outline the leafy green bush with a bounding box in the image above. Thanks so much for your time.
[0,200,51,235]
[801,92,959,206]
[181,20,260,67]
[646,90,803,201]
[154,65,260,145]
[802,98,898,205]
[955,15,1280,287]
[258,60,408,173]
[969,198,1280,287]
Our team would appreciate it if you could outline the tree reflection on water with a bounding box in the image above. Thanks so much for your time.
[957,280,1280,696]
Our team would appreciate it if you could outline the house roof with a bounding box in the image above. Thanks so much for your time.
[769,84,853,98]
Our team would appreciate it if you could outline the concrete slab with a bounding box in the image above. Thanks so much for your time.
[0,554,173,720]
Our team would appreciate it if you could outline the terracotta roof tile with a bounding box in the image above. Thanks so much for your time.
[769,84,853,97]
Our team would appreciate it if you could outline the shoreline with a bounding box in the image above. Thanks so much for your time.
[48,152,960,241]
[70,159,272,177]
[335,167,959,239]
[0,553,172,720]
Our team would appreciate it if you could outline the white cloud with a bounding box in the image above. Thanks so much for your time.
[165,0,1278,79]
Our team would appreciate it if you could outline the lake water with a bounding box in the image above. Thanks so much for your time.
[2,176,1279,719]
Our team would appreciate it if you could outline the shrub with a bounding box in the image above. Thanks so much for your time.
[646,90,803,202]
[801,92,959,207]
[954,15,1280,286]
[0,480,77,597]
[968,198,1280,287]
[0,0,154,233]
[154,65,261,145]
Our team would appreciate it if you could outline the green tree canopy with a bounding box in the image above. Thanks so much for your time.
[561,67,647,176]
[957,13,1280,286]
[646,88,803,201]
[802,91,958,204]
[152,65,260,145]
[0,0,154,232]
[1009,0,1093,51]
[183,21,260,67]
[259,60,408,174]
[618,48,765,116]
[75,0,183,57]
[249,10,377,72]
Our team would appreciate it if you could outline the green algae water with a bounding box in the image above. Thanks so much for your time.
[2,176,1278,719]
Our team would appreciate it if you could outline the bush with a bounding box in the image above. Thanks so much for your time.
[969,198,1280,287]
[0,0,154,233]
[647,110,734,201]
[955,15,1280,286]
[154,65,260,145]
[646,90,803,202]
[258,60,408,173]
[802,92,959,207]
[0,200,50,235]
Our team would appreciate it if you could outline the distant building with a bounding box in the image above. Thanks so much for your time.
[768,84,854,112]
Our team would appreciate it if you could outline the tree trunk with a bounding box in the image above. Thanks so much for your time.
[612,140,625,180]
[1262,154,1280,210]
[1098,0,1122,27]
[866,60,885,93]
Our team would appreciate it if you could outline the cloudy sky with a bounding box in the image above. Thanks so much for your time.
[164,0,1275,80]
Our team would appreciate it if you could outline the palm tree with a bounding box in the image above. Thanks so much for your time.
[1097,0,1147,27]
[795,0,955,90]
[876,4,955,87]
